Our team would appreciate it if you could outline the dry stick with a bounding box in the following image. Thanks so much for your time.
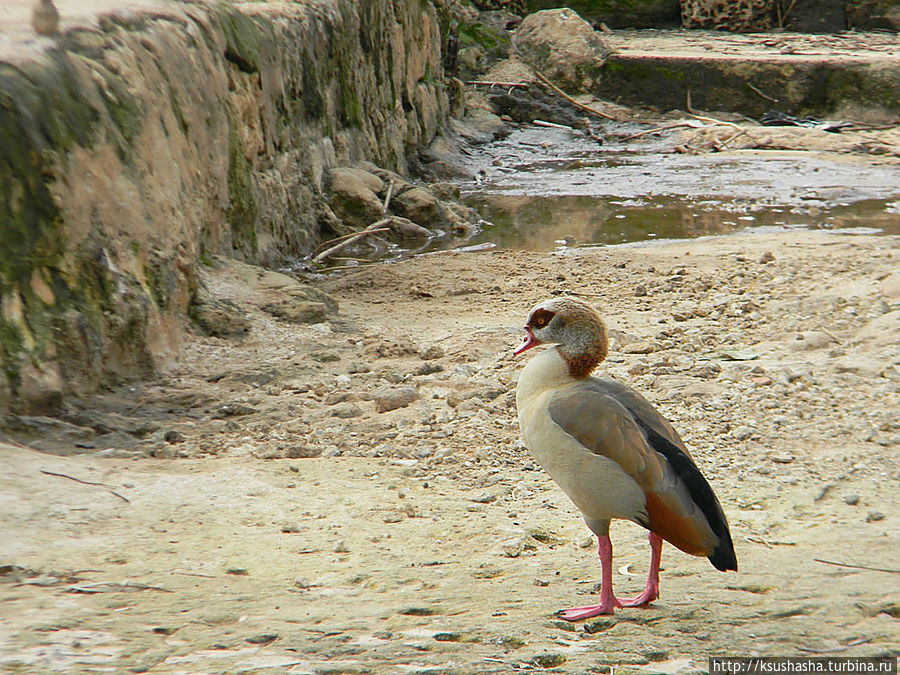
[813,558,900,574]
[689,113,745,131]
[467,80,530,88]
[797,638,871,655]
[747,81,779,103]
[382,180,394,213]
[313,227,391,255]
[312,220,392,264]
[718,129,748,149]
[622,122,695,141]
[530,69,616,121]
[40,470,130,504]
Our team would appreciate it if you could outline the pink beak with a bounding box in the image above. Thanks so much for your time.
[514,327,539,356]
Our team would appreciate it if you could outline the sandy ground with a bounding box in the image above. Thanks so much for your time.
[2,228,899,674]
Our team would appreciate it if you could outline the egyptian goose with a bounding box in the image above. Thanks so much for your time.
[514,298,737,619]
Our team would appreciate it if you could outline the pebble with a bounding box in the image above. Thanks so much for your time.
[843,494,860,506]
[281,523,302,533]
[533,578,550,587]
[293,577,313,589]
[623,341,656,354]
[470,491,497,504]
[501,537,525,558]
[866,511,885,523]
[334,541,350,552]
[330,403,363,419]
[769,453,794,464]
[373,385,419,413]
[733,426,755,441]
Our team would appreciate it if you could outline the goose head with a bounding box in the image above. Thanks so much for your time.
[514,298,609,378]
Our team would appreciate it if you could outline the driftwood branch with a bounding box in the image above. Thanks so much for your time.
[313,218,392,265]
[40,469,130,504]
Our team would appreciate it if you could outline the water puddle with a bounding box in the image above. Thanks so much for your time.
[455,124,900,251]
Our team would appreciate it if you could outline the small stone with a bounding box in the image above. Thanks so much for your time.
[419,345,444,360]
[578,536,594,549]
[634,284,648,297]
[501,537,525,558]
[866,511,885,523]
[533,578,550,587]
[383,513,404,523]
[415,362,443,376]
[293,577,313,589]
[281,523,302,533]
[283,445,322,459]
[470,491,497,504]
[262,300,329,324]
[623,341,656,354]
[583,619,615,634]
[309,351,340,363]
[163,430,185,444]
[330,403,363,419]
[373,385,419,413]
[768,452,794,464]
[733,426,755,441]
[759,251,775,264]
[843,494,860,506]
[532,653,566,668]
[246,633,278,645]
[213,403,257,418]
[226,568,249,576]
[334,541,350,553]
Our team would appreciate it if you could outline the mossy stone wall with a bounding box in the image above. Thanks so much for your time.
[0,0,448,413]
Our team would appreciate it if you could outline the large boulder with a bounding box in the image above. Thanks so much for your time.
[326,167,386,229]
[514,9,611,93]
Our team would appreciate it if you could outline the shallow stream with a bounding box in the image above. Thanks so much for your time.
[456,124,900,252]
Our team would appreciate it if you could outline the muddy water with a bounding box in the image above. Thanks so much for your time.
[457,125,900,251]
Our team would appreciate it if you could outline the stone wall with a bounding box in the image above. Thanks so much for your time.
[0,0,448,413]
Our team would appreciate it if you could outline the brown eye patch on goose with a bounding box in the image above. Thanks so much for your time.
[530,308,556,329]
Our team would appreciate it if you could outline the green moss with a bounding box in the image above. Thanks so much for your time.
[226,107,258,257]
[0,320,24,384]
[217,6,266,73]
[144,255,176,310]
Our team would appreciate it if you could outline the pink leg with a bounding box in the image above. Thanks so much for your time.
[619,532,663,608]
[557,535,621,621]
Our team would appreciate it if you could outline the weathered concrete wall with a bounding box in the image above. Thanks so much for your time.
[0,0,448,413]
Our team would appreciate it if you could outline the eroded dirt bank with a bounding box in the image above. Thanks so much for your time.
[2,229,899,673]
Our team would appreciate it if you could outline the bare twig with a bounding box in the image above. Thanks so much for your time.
[718,129,748,148]
[797,638,871,654]
[467,80,530,89]
[622,122,695,140]
[689,113,744,131]
[814,558,900,574]
[313,228,390,255]
[40,470,130,504]
[747,82,778,103]
[312,218,392,264]
[531,69,616,121]
[533,119,573,130]
[382,180,394,214]
[173,571,218,579]
[820,327,843,345]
